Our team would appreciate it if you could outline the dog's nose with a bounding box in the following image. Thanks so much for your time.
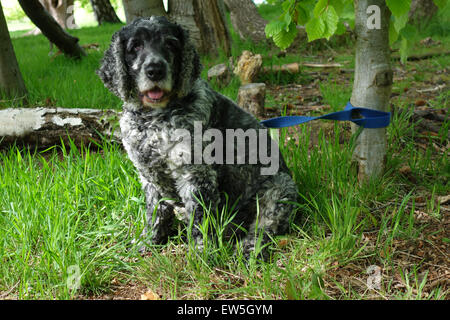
[145,62,166,81]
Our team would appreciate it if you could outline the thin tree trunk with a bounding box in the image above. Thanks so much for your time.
[223,0,267,43]
[351,0,393,182]
[39,0,77,29]
[0,2,27,101]
[18,0,85,59]
[122,0,166,23]
[122,0,231,56]
[409,0,437,26]
[90,0,121,25]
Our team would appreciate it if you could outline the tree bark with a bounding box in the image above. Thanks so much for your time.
[409,0,438,26]
[18,0,85,59]
[122,0,231,56]
[0,108,121,149]
[122,0,166,23]
[0,2,27,101]
[39,0,77,29]
[351,0,393,182]
[223,0,267,43]
[90,0,121,25]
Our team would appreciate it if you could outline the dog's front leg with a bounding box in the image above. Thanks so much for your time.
[136,180,174,250]
[174,165,220,249]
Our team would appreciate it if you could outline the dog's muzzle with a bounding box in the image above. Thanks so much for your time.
[137,59,173,108]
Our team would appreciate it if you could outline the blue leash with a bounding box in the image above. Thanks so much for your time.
[261,102,391,129]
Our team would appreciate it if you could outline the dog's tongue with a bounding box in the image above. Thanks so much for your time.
[147,88,164,100]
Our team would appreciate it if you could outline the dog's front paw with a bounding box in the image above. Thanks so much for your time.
[241,237,271,262]
[129,238,146,254]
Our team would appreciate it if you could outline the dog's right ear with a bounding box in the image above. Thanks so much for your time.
[96,29,133,101]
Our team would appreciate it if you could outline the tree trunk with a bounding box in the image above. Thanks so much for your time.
[122,0,231,56]
[223,0,267,43]
[90,0,121,25]
[351,0,393,182]
[408,0,438,26]
[0,2,27,101]
[0,108,121,150]
[122,0,167,23]
[39,0,77,29]
[18,0,85,59]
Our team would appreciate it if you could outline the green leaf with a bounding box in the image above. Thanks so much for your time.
[335,21,347,36]
[388,21,399,45]
[282,0,294,12]
[393,12,409,33]
[272,22,299,50]
[323,6,339,40]
[265,20,287,38]
[386,0,411,17]
[305,16,326,42]
[340,2,355,29]
[295,3,310,25]
[400,24,417,41]
[432,0,447,9]
[283,11,292,29]
[400,37,410,64]
[313,0,328,17]
[330,0,345,15]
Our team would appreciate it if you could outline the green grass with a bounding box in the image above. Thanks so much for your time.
[1,24,124,110]
[0,8,449,299]
[0,140,146,299]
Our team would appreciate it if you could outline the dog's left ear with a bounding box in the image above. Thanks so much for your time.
[96,28,133,101]
[176,25,202,98]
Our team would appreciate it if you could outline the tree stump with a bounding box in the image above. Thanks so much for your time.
[234,50,263,85]
[207,63,231,87]
[237,83,266,117]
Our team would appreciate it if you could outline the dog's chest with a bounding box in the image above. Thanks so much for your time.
[120,112,191,174]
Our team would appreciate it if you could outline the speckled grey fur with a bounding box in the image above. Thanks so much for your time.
[97,16,298,258]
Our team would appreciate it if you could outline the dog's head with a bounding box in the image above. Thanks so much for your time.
[97,16,201,109]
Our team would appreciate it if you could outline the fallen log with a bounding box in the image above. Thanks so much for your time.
[396,107,449,139]
[0,108,121,150]
[263,63,299,74]
[262,62,344,74]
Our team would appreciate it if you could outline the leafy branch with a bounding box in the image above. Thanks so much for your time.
[265,0,448,62]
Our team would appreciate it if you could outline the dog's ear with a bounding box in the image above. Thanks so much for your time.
[177,25,202,98]
[96,28,133,101]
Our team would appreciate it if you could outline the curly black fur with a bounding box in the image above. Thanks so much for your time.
[97,16,298,258]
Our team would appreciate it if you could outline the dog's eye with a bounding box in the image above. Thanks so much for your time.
[127,40,143,53]
[165,38,179,49]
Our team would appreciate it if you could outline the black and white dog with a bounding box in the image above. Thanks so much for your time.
[97,16,298,257]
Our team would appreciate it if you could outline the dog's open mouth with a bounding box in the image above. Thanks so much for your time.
[140,87,169,104]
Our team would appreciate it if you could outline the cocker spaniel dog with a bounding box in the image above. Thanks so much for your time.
[97,16,298,258]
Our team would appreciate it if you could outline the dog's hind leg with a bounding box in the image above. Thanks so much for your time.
[240,172,298,260]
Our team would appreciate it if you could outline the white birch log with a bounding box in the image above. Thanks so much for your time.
[0,108,121,149]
